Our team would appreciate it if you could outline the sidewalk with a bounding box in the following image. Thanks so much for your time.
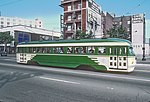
[136,57,150,64]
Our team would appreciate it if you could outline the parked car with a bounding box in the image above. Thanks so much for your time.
[1,51,7,56]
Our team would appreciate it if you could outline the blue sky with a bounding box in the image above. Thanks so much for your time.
[0,0,150,38]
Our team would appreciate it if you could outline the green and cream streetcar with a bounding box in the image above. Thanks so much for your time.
[16,38,136,72]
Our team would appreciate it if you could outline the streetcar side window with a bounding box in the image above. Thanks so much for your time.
[52,47,64,54]
[81,47,86,54]
[58,47,64,53]
[67,47,73,53]
[110,48,112,54]
[114,48,117,55]
[121,47,127,55]
[87,47,95,54]
[33,47,36,53]
[98,47,106,54]
[29,47,33,53]
[75,47,83,54]
[47,48,51,53]
[18,47,23,53]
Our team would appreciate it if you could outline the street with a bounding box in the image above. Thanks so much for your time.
[0,56,150,102]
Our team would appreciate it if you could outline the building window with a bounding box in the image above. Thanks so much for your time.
[68,15,72,21]
[114,22,118,25]
[7,22,10,25]
[7,18,10,21]
[68,4,71,11]
[1,18,4,20]
[127,21,130,24]
[119,22,122,25]
[0,25,4,28]
[78,14,81,20]
[1,22,4,24]
[73,4,76,10]
[67,25,72,31]
[78,3,81,9]
[13,23,16,25]
[13,19,16,22]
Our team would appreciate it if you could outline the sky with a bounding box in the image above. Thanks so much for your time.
[0,0,150,38]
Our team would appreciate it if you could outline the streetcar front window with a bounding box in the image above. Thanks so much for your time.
[129,47,135,55]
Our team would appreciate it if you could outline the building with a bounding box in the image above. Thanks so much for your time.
[60,0,102,39]
[60,0,148,57]
[101,12,114,37]
[102,13,148,58]
[113,15,132,41]
[114,14,146,58]
[0,16,43,28]
[0,25,61,53]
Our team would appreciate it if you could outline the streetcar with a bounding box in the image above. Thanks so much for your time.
[16,38,136,72]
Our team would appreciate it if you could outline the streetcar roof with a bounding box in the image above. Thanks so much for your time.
[19,38,131,44]
[17,38,132,47]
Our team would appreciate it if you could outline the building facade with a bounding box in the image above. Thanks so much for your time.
[0,16,43,28]
[101,12,114,37]
[102,13,148,57]
[113,16,132,41]
[60,0,102,39]
[0,25,61,53]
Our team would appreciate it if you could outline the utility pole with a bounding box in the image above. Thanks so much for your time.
[149,38,150,56]
[72,0,76,39]
[142,14,146,61]
[60,14,65,39]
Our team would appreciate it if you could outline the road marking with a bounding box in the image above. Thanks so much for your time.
[40,76,80,85]
[107,87,114,90]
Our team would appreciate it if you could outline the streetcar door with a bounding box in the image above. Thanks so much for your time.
[109,47,128,69]
[117,47,128,70]
[109,47,118,69]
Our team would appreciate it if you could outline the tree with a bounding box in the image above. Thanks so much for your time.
[107,25,129,40]
[0,32,14,52]
[75,30,94,39]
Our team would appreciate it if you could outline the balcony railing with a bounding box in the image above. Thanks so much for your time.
[65,19,81,24]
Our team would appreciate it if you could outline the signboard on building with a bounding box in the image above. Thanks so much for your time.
[88,0,101,14]
[132,14,144,24]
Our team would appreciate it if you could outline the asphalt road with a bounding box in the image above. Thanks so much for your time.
[0,56,150,102]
